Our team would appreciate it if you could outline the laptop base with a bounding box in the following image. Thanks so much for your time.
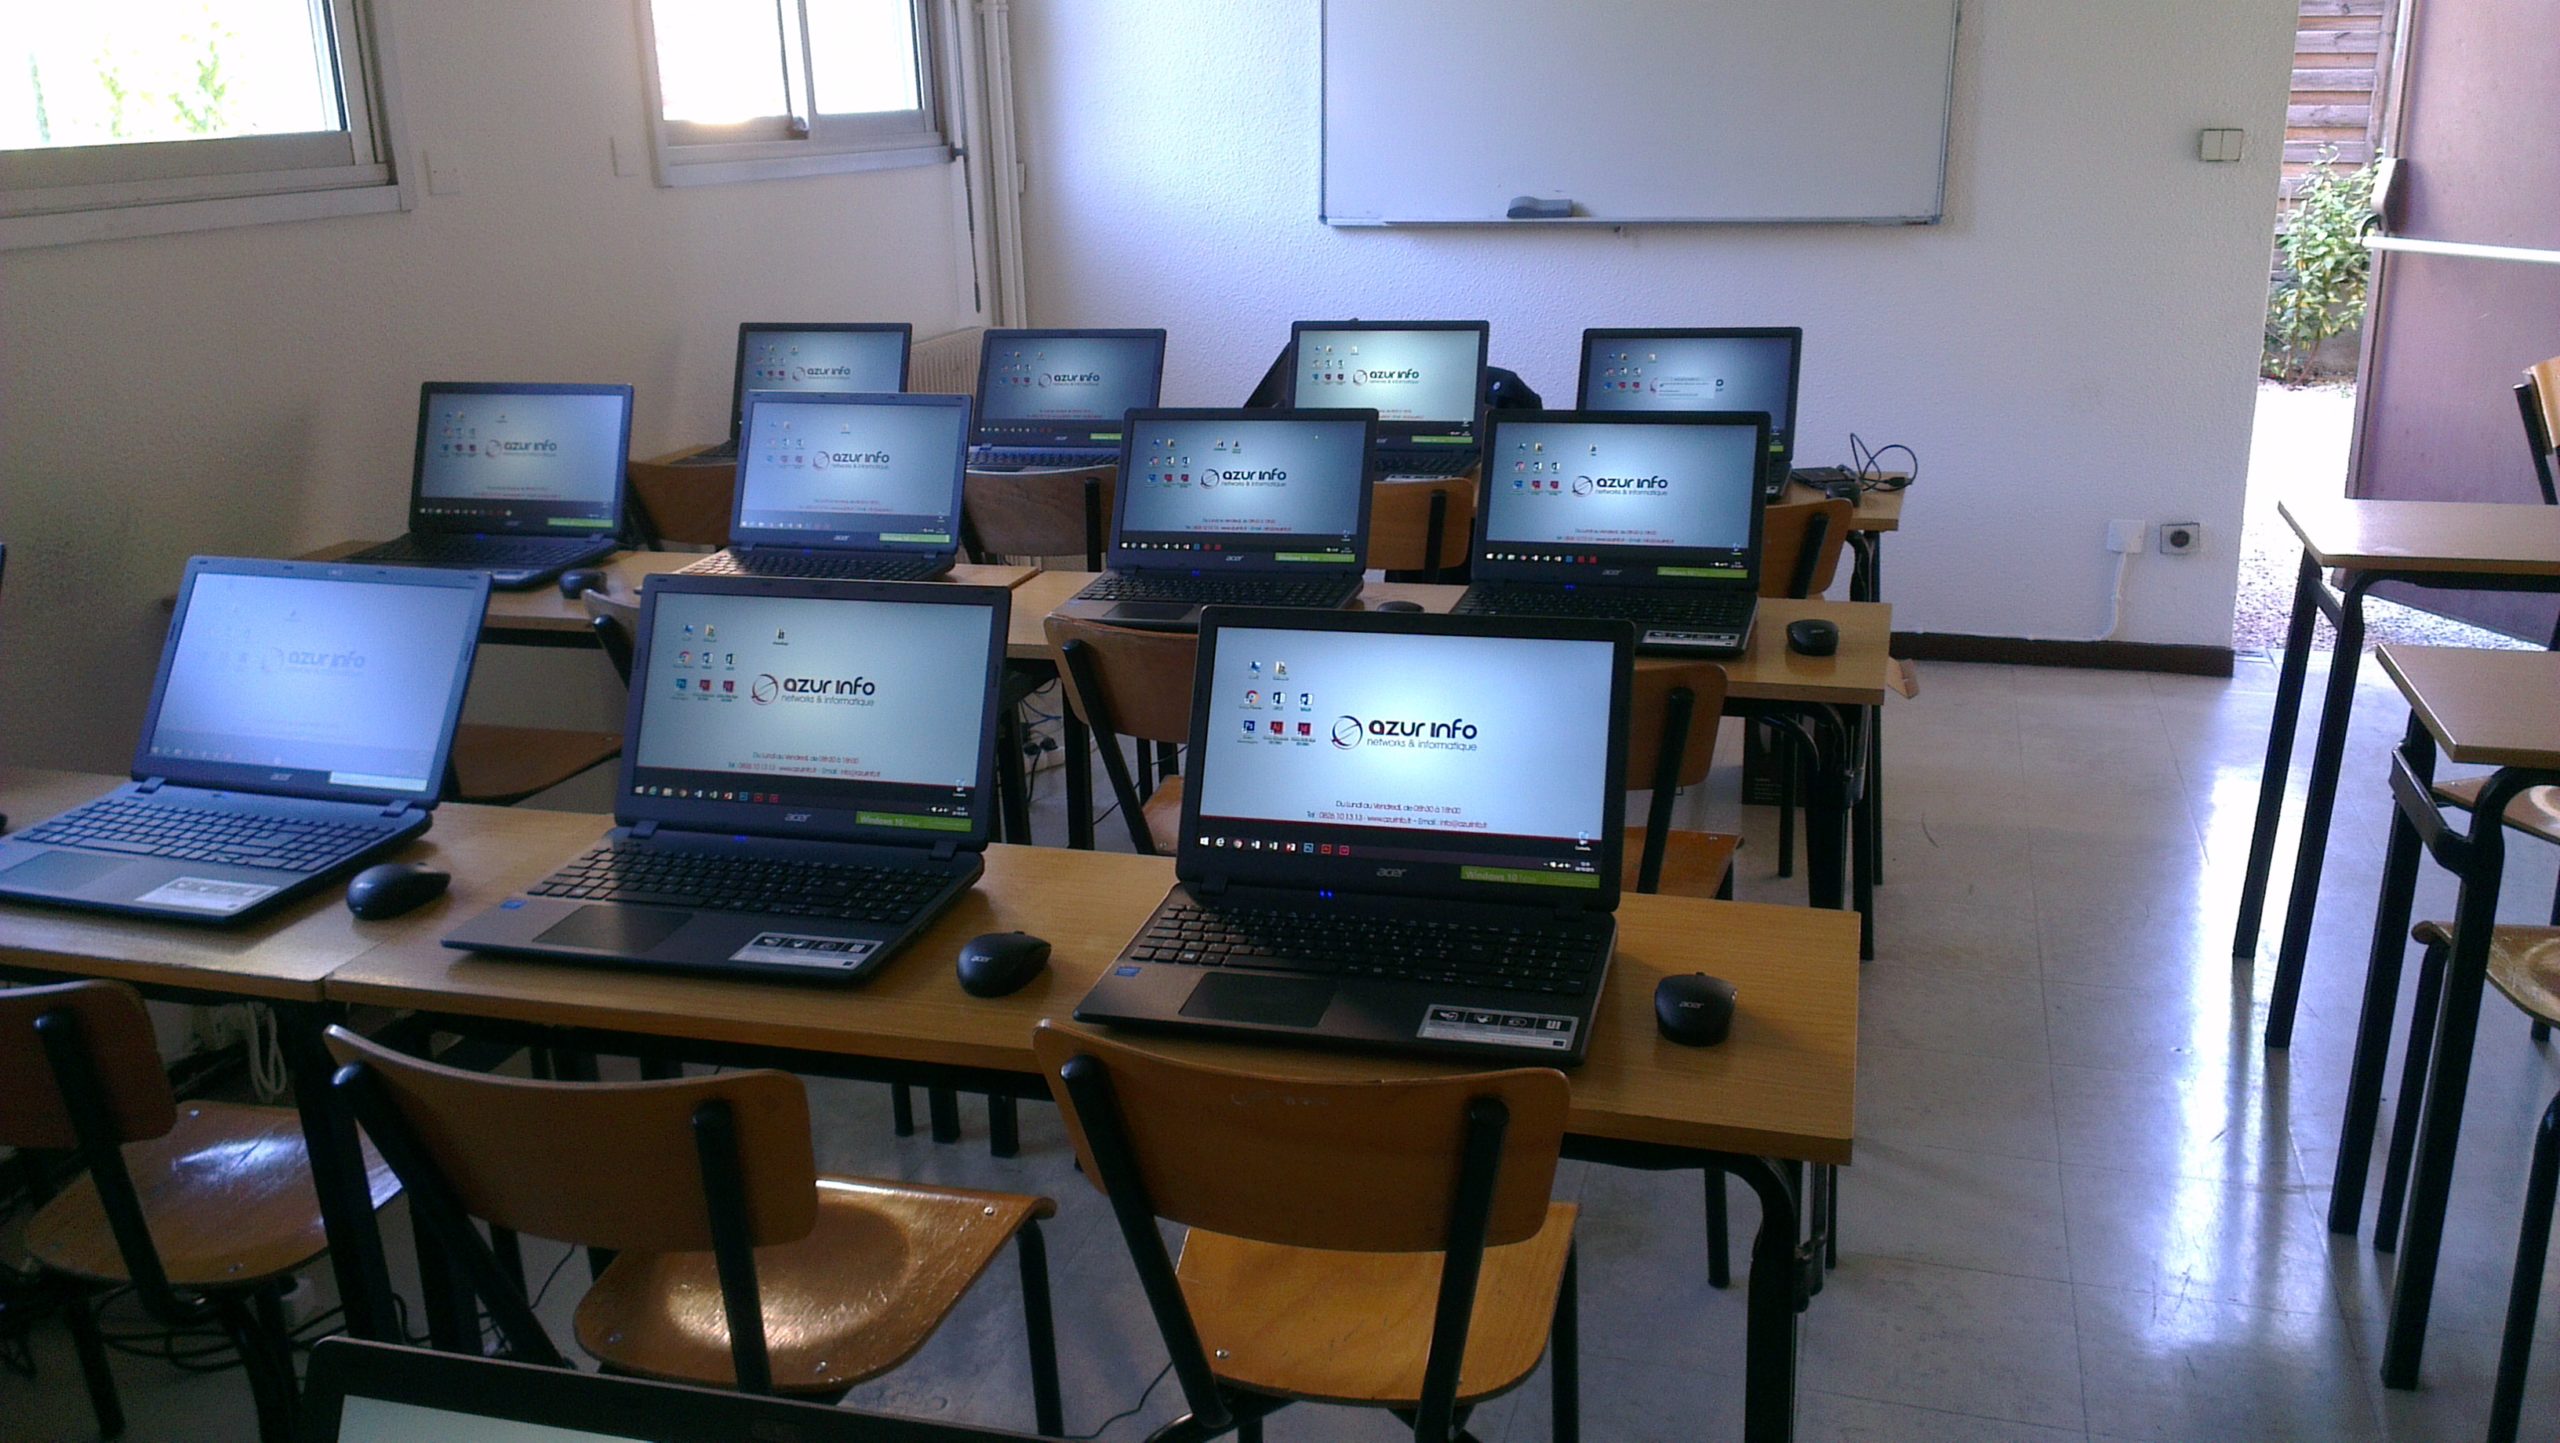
[0,784,425,924]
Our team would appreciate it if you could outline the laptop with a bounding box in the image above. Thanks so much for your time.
[968,326,1167,469]
[0,557,486,924]
[678,391,968,582]
[445,573,1007,983]
[303,1338,1045,1443]
[1051,408,1377,632]
[1579,327,1804,499]
[348,381,634,589]
[1454,410,1768,657]
[1286,320,1488,477]
[685,321,914,463]
[1073,606,1632,1065]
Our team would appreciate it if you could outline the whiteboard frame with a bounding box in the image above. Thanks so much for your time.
[1318,0,1961,228]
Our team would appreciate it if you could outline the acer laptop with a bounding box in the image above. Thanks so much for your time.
[304,1339,1045,1443]
[1579,327,1804,499]
[678,391,968,582]
[0,557,485,924]
[1286,320,1488,477]
[445,573,1007,983]
[686,322,914,463]
[1052,408,1377,632]
[1073,606,1631,1065]
[968,326,1167,469]
[348,381,634,589]
[1454,411,1769,657]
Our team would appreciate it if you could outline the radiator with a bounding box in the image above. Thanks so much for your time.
[910,326,986,396]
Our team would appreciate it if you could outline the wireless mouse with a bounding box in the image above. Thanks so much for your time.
[1655,972,1738,1047]
[346,862,451,921]
[1786,619,1840,657]
[957,931,1052,997]
[557,568,608,599]
[1374,600,1425,614]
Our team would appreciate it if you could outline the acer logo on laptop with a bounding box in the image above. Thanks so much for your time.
[786,811,814,822]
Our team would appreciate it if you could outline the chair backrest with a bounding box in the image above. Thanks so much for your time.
[1033,1020,1565,1253]
[1624,661,1730,796]
[628,468,736,548]
[1367,476,1475,575]
[324,1028,817,1253]
[1043,616,1197,747]
[581,587,642,684]
[0,980,175,1151]
[2522,357,2560,507]
[1760,498,1853,599]
[964,467,1117,570]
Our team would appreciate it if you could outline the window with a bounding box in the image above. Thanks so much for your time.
[637,0,950,187]
[0,1,409,249]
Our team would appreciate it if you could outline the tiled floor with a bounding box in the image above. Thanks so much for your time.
[10,656,2560,1441]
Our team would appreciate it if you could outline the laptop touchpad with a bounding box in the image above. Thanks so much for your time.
[1107,601,1196,626]
[0,849,132,891]
[1180,973,1334,1029]
[535,906,694,955]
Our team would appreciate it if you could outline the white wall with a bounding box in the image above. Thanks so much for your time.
[1007,0,2297,651]
[0,0,981,772]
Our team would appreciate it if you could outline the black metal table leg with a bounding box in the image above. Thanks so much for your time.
[279,1003,395,1342]
[1063,711,1095,851]
[989,1095,1020,1158]
[994,702,1033,845]
[2329,715,2436,1234]
[928,1086,962,1144]
[1846,706,1875,961]
[1729,1156,1805,1443]
[2235,551,2325,960]
[2267,574,2376,1048]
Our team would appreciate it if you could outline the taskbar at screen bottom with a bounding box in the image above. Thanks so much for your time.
[1192,819,1602,890]
[626,772,975,834]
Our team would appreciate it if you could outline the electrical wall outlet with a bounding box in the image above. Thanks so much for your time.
[2105,519,2150,554]
[2199,128,2247,163]
[2160,521,2204,555]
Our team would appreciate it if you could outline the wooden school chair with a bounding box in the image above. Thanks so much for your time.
[962,465,1117,572]
[1045,615,1197,854]
[1622,661,1742,901]
[1369,475,1476,580]
[1034,1020,1580,1443]
[1756,498,1854,880]
[323,1029,1064,1432]
[4,981,399,1443]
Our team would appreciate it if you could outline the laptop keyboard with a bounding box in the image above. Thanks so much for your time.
[1129,902,1610,997]
[1378,449,1476,478]
[526,843,944,922]
[1454,585,1756,633]
[350,534,608,567]
[681,551,944,581]
[21,800,399,872]
[1075,574,1359,608]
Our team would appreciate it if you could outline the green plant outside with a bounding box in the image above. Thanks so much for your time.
[2265,150,2375,384]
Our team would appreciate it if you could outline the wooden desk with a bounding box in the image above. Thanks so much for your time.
[326,839,1855,1441]
[2235,500,2560,1049]
[2324,648,2560,1391]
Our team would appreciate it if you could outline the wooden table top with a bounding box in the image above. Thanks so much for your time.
[1003,570,1891,706]
[0,770,606,1003]
[2376,646,2560,770]
[2279,498,2560,577]
[325,838,1858,1164]
[1778,478,1903,533]
[297,543,1035,638]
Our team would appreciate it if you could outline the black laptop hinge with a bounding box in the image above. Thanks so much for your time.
[1198,872,1229,898]
[931,838,959,862]
[380,799,417,818]
[134,777,167,796]
[631,820,660,840]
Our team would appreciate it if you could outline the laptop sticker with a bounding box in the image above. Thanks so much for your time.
[137,877,281,912]
[730,932,881,970]
[1418,1005,1579,1051]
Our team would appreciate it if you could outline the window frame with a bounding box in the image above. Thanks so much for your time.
[633,0,953,188]
[0,0,414,251]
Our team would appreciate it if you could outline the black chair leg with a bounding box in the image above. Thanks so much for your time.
[1773,726,1797,879]
[215,1293,296,1443]
[1016,1222,1063,1437]
[2376,937,2448,1251]
[58,1280,124,1439]
[1551,1243,1579,1443]
[2491,1088,2560,1443]
[1823,1164,1841,1269]
[891,1083,916,1137]
[1703,1175,1731,1289]
[990,1095,1020,1158]
[1237,1417,1264,1443]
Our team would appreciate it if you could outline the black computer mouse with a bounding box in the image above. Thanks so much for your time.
[557,568,608,599]
[346,862,451,920]
[957,931,1051,997]
[1374,600,1426,614]
[1786,619,1840,657]
[1655,972,1738,1046]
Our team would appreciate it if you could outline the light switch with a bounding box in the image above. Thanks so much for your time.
[2199,128,2246,163]
[423,150,461,195]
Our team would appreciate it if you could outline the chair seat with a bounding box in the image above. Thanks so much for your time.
[2412,921,2560,1027]
[2430,777,2560,847]
[451,723,624,806]
[27,1102,399,1289]
[1143,776,1186,855]
[575,1177,1052,1395]
[1175,1202,1577,1408]
[1621,828,1740,898]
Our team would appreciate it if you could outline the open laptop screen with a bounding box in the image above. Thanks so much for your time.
[731,393,966,550]
[730,324,912,435]
[1578,329,1801,481]
[1288,323,1486,447]
[1188,620,1617,896]
[626,588,996,839]
[141,563,485,801]
[412,383,632,533]
[340,1397,630,1441]
[1114,412,1373,569]
[974,329,1165,447]
[1476,413,1766,585]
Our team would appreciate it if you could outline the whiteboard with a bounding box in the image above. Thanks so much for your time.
[1321,0,1961,226]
